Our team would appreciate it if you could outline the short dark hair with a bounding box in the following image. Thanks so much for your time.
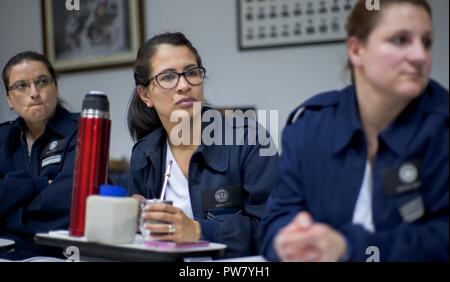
[127,32,203,141]
[2,51,58,95]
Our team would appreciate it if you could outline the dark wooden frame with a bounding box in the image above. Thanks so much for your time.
[42,0,144,73]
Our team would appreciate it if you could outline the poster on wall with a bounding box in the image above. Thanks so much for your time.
[42,0,144,72]
[237,0,357,50]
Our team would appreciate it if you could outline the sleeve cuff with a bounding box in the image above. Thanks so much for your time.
[339,235,353,262]
[196,218,220,243]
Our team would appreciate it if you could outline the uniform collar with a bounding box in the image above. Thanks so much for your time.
[46,106,76,137]
[12,106,75,138]
[194,108,230,173]
[333,80,449,156]
[140,114,230,174]
[140,127,166,180]
[380,80,449,156]
[194,141,229,173]
[333,85,363,154]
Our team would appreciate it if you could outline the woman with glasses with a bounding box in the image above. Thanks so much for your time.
[0,51,78,260]
[126,32,278,258]
[261,0,448,261]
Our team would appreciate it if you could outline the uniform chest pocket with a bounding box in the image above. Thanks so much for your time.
[202,185,244,217]
[40,139,65,178]
[381,159,425,223]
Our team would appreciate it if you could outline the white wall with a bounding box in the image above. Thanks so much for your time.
[1,0,448,160]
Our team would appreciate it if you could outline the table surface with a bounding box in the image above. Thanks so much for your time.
[35,231,226,262]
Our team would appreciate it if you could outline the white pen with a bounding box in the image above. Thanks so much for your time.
[159,160,173,201]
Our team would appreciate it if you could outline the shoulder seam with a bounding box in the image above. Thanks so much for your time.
[287,89,343,125]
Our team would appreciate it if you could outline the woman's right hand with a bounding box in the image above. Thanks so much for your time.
[141,203,201,243]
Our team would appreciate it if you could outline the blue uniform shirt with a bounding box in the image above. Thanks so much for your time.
[0,106,79,259]
[261,80,449,261]
[127,113,279,258]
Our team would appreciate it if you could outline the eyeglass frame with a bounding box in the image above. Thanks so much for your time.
[7,75,55,94]
[147,67,206,90]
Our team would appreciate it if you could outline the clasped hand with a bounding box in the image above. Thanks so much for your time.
[274,212,347,262]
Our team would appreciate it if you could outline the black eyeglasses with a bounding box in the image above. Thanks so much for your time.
[8,75,54,94]
[148,67,206,90]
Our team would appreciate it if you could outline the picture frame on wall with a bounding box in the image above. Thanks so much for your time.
[237,0,357,50]
[42,0,144,73]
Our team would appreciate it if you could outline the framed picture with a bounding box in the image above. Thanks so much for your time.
[237,0,357,50]
[42,0,144,72]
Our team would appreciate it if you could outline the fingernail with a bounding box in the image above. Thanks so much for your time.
[299,215,311,228]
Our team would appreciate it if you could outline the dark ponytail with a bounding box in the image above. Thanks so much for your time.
[127,32,203,141]
[127,92,162,141]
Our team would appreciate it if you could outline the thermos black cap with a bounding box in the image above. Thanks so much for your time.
[82,91,109,112]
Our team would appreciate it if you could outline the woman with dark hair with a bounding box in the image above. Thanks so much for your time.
[127,32,278,258]
[0,51,78,260]
[261,0,448,261]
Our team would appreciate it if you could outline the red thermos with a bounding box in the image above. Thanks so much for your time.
[69,91,111,237]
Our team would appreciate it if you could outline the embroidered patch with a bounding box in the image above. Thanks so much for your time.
[42,155,62,167]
